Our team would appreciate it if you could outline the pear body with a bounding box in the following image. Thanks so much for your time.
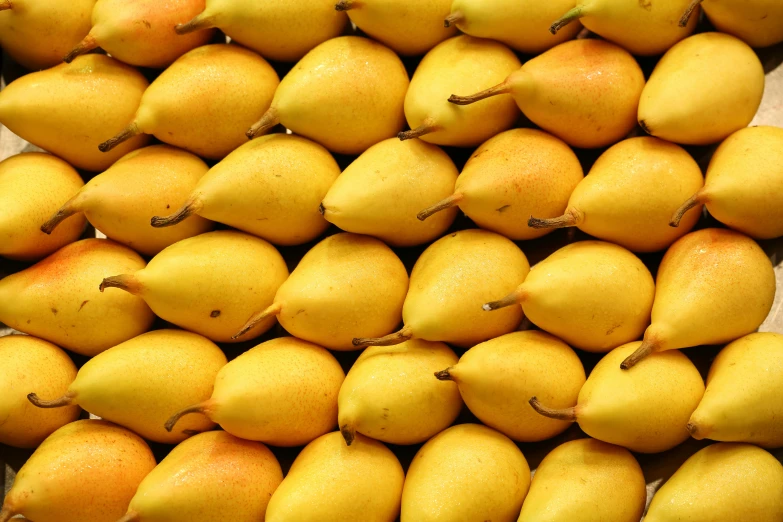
[0,239,154,355]
[0,153,85,261]
[401,423,531,522]
[321,138,458,247]
[0,55,149,171]
[0,335,79,448]
[638,32,764,145]
[702,0,783,48]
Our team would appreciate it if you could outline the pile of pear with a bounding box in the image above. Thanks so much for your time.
[1,0,783,521]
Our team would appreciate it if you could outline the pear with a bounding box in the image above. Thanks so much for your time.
[450,39,644,149]
[485,241,654,353]
[151,135,338,246]
[638,32,765,145]
[0,153,86,261]
[266,431,404,522]
[246,36,409,155]
[353,229,529,349]
[320,138,459,247]
[401,423,530,522]
[517,439,646,522]
[0,335,79,449]
[530,342,704,453]
[645,443,783,522]
[0,419,156,522]
[671,126,783,239]
[28,329,226,444]
[0,54,149,172]
[621,228,775,369]
[0,239,154,356]
[436,331,585,442]
[118,431,282,522]
[530,137,704,252]
[398,35,520,147]
[100,230,288,343]
[338,339,462,446]
[165,337,344,447]
[680,0,783,48]
[234,233,408,351]
[175,0,347,62]
[418,128,584,240]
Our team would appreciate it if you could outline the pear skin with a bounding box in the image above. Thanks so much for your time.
[681,0,783,48]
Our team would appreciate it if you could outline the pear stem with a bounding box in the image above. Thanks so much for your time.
[99,274,142,295]
[620,339,658,370]
[63,33,98,64]
[0,506,16,522]
[232,302,283,339]
[27,391,76,408]
[418,193,463,221]
[398,122,439,141]
[151,197,203,228]
[483,285,524,312]
[353,325,413,347]
[335,0,354,11]
[116,512,141,522]
[0,1,11,11]
[444,11,464,28]
[679,0,703,27]
[41,194,83,234]
[340,424,356,446]
[550,7,584,35]
[175,12,217,35]
[164,402,208,432]
[247,107,280,139]
[99,122,141,153]
[434,368,453,381]
[670,191,704,227]
[529,397,577,422]
[528,208,581,230]
[448,82,511,106]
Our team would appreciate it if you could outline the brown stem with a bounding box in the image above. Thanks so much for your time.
[318,202,326,215]
[670,191,704,227]
[448,82,511,106]
[63,34,99,63]
[41,194,84,234]
[340,424,355,446]
[434,368,453,381]
[679,0,703,27]
[246,107,280,139]
[99,274,142,295]
[164,402,209,432]
[550,7,584,35]
[28,391,76,408]
[0,506,16,522]
[99,122,141,153]
[232,302,283,339]
[335,0,354,11]
[686,422,705,440]
[444,11,464,28]
[0,1,12,11]
[529,396,577,422]
[151,196,203,228]
[528,208,581,230]
[398,122,439,141]
[175,12,217,35]
[353,325,413,347]
[483,285,524,311]
[620,339,658,370]
[418,193,463,221]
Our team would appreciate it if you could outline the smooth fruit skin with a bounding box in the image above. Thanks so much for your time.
[638,32,764,146]
[0,335,79,448]
[266,432,404,522]
[0,153,85,261]
[645,443,783,522]
[702,0,783,48]
[401,424,531,522]
[517,439,646,522]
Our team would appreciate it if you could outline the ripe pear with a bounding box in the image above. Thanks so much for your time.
[680,0,783,48]
[418,128,583,240]
[41,146,213,256]
[638,32,764,145]
[485,241,654,353]
[0,54,149,171]
[354,229,529,349]
[28,329,226,444]
[401,423,530,522]
[151,135,338,246]
[247,36,409,155]
[338,339,462,446]
[119,431,282,522]
[645,443,783,522]
[165,337,344,447]
[0,239,154,356]
[0,335,79,449]
[0,419,156,522]
[175,0,347,62]
[621,228,775,369]
[530,137,704,252]
[671,126,783,239]
[266,431,404,522]
[436,331,585,442]
[100,230,288,343]
[531,342,704,453]
[234,233,408,351]
[517,438,646,522]
[320,138,458,247]
[398,35,520,147]
[0,153,86,261]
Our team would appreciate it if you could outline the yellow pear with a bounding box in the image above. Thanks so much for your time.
[0,153,86,261]
[151,135,338,246]
[0,239,154,356]
[680,0,783,48]
[354,229,529,349]
[0,55,149,171]
[401,423,530,522]
[450,39,644,149]
[418,129,583,240]
[28,329,226,444]
[234,233,408,351]
[645,443,783,522]
[398,35,520,147]
[517,438,646,522]
[638,32,764,145]
[320,138,458,247]
[436,331,585,442]
[0,335,79,449]
[485,241,654,353]
[530,137,704,252]
[165,337,344,447]
[0,419,156,522]
[621,228,775,369]
[247,36,409,155]
[530,342,704,453]
[338,339,461,445]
